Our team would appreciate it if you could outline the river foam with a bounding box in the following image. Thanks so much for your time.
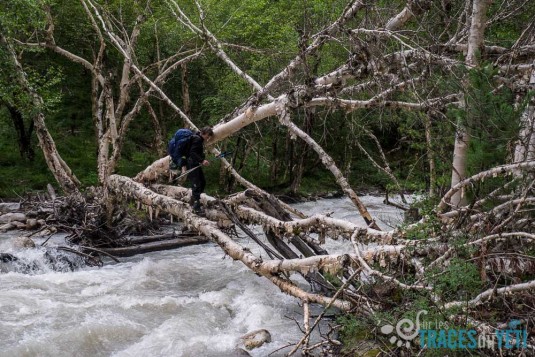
[1,195,406,356]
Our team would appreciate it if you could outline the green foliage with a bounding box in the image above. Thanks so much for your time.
[402,196,441,241]
[0,0,530,204]
[445,66,519,168]
[428,258,483,301]
[0,0,47,38]
[337,313,374,347]
[323,272,344,288]
[464,66,519,173]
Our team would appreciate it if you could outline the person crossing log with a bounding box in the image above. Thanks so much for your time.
[169,126,214,215]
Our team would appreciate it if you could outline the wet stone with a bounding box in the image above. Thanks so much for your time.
[240,329,272,350]
[0,213,26,224]
[0,203,20,214]
[12,236,36,249]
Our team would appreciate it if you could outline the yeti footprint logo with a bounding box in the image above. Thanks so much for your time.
[380,310,428,348]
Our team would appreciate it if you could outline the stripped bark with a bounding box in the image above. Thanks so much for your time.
[108,174,352,310]
[151,184,391,242]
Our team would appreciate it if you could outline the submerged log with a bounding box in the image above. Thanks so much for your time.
[99,236,209,257]
[0,253,18,262]
[125,232,198,244]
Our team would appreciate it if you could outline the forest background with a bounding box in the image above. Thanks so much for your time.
[1,0,529,199]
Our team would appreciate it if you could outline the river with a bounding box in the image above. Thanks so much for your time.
[0,195,406,357]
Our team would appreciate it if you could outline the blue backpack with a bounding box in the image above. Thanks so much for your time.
[168,128,194,167]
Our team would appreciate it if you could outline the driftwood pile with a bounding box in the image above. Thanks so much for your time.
[0,186,210,269]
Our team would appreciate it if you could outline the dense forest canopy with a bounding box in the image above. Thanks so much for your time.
[1,0,531,199]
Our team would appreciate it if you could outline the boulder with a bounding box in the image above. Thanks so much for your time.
[12,236,36,249]
[26,219,40,230]
[0,223,15,232]
[0,202,20,213]
[0,213,26,224]
[240,329,272,350]
[11,221,27,229]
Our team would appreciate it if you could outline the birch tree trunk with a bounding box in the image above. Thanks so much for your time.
[423,112,436,197]
[181,63,191,119]
[108,174,352,310]
[449,0,490,207]
[514,62,535,164]
[0,33,80,195]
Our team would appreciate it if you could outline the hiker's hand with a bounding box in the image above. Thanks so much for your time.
[181,166,187,174]
[202,160,210,166]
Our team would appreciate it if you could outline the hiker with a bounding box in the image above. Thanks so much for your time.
[168,126,214,214]
[186,127,213,214]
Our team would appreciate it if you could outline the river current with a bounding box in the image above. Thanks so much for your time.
[0,195,405,356]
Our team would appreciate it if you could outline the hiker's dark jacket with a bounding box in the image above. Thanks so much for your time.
[187,133,205,166]
[186,132,206,202]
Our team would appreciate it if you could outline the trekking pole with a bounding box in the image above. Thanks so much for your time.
[173,151,232,181]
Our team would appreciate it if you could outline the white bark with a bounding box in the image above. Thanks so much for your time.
[151,184,390,241]
[259,0,367,97]
[430,232,535,273]
[445,279,535,309]
[439,160,535,212]
[107,174,352,310]
[351,231,430,290]
[514,62,535,163]
[212,101,280,143]
[466,0,490,68]
[450,126,470,207]
[385,1,431,31]
[450,0,490,207]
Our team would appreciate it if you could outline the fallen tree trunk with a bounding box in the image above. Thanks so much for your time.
[98,236,209,257]
[151,184,391,243]
[108,174,353,310]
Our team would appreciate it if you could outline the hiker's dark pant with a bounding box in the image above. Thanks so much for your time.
[187,162,205,202]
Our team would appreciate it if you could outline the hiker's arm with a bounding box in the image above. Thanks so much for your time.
[188,136,205,164]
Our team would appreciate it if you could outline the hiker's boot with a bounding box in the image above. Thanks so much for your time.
[192,200,205,216]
